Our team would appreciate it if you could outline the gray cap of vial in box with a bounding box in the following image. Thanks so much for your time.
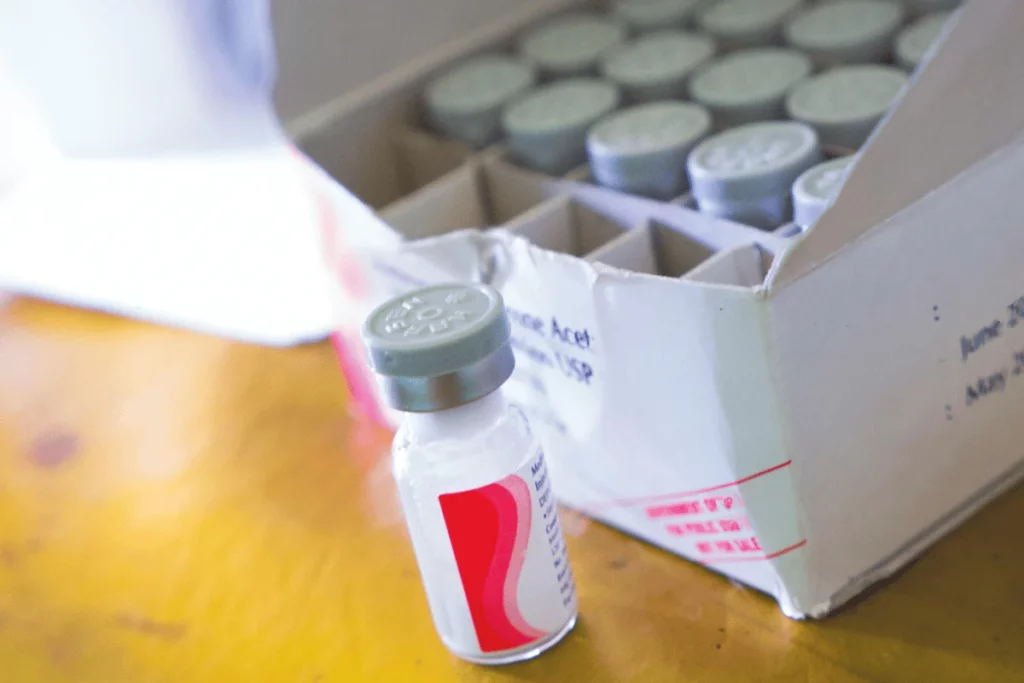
[785,65,908,150]
[425,55,537,149]
[687,120,821,202]
[519,12,627,77]
[612,0,704,31]
[688,47,812,126]
[600,30,715,103]
[697,0,805,48]
[896,11,953,71]
[361,283,514,413]
[792,155,856,228]
[587,101,711,200]
[784,0,905,67]
[503,78,621,175]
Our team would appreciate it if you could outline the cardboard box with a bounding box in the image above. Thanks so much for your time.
[286,0,1024,618]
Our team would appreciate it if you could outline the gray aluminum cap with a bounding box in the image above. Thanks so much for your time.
[361,283,514,413]
[687,120,821,202]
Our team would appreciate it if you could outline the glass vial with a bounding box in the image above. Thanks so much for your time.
[502,78,621,176]
[424,55,538,150]
[686,120,822,229]
[360,283,578,665]
[587,101,711,200]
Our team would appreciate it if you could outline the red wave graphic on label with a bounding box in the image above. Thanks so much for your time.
[439,475,544,653]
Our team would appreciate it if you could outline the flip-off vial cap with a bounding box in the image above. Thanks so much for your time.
[785,65,908,150]
[895,11,953,71]
[689,48,812,127]
[792,155,856,228]
[613,0,704,32]
[361,283,514,413]
[425,55,538,149]
[783,0,905,67]
[502,78,621,175]
[697,0,805,49]
[519,13,627,78]
[687,121,821,202]
[587,101,711,199]
[600,31,716,103]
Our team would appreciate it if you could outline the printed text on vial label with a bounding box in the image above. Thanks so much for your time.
[531,452,576,608]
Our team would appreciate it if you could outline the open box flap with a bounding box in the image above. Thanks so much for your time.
[772,0,1024,289]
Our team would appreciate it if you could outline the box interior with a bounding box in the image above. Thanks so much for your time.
[293,0,989,294]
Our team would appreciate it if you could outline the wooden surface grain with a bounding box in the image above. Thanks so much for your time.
[0,298,1021,683]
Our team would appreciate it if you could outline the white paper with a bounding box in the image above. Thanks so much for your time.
[0,0,335,345]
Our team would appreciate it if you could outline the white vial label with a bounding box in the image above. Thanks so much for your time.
[437,448,577,656]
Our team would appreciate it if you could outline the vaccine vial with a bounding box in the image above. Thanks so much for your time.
[895,11,953,71]
[519,13,627,78]
[785,65,908,151]
[360,283,579,665]
[612,0,704,33]
[600,30,716,104]
[587,101,711,200]
[783,0,905,68]
[424,55,538,149]
[791,155,856,230]
[502,78,621,176]
[697,0,806,50]
[688,48,812,129]
[686,120,822,229]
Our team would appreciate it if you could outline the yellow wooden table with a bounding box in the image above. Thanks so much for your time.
[0,298,1021,682]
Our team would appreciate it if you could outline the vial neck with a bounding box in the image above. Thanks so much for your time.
[403,390,508,442]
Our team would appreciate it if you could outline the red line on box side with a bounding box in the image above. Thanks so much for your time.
[587,460,794,510]
[700,540,808,565]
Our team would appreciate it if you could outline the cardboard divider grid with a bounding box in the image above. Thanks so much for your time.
[379,157,557,241]
[506,196,632,259]
[590,218,716,278]
[390,125,475,197]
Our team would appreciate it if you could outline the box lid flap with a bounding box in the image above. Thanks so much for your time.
[773,0,1024,288]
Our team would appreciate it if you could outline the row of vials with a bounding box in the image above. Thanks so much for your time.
[422,0,959,231]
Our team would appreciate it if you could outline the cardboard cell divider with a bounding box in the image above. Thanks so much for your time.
[507,195,631,259]
[390,124,475,198]
[685,242,773,287]
[588,218,718,279]
[379,158,556,240]
[292,0,1024,619]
